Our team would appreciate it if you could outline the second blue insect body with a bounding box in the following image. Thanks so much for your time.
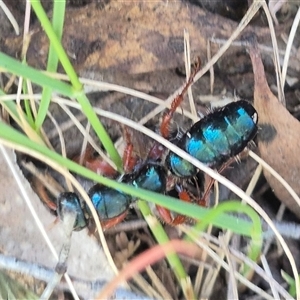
[89,163,166,221]
[58,163,167,230]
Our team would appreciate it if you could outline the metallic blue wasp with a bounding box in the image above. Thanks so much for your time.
[165,100,258,178]
[155,99,258,224]
[56,60,258,229]
[60,100,257,228]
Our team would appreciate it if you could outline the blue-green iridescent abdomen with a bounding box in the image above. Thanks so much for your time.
[88,163,167,220]
[165,100,258,178]
[131,163,166,193]
[88,184,132,221]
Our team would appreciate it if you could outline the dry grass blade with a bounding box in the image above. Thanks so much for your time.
[281,6,300,88]
[0,1,19,35]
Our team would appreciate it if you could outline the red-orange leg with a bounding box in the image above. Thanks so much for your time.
[160,57,201,139]
[101,211,128,230]
[198,157,237,206]
[73,126,138,177]
[74,145,117,177]
[156,189,192,225]
[86,159,117,177]
[33,178,57,211]
[122,127,138,173]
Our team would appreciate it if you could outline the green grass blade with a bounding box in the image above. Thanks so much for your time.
[47,0,66,70]
[35,0,66,129]
[29,0,81,90]
[0,90,45,145]
[138,201,190,284]
[193,201,263,277]
[0,89,24,125]
[0,52,122,168]
[282,271,297,297]
[0,52,74,97]
[22,80,35,127]
[30,0,122,168]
